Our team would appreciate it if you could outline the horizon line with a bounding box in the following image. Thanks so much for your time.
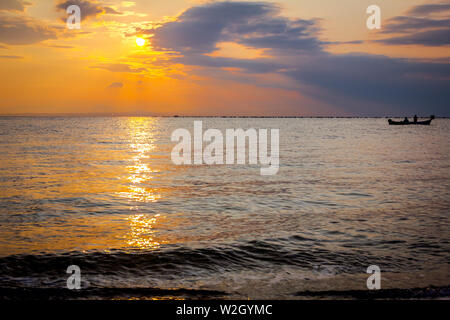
[0,113,444,118]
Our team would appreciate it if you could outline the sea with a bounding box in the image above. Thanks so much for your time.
[0,117,449,299]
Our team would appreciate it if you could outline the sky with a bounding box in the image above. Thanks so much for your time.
[0,0,449,116]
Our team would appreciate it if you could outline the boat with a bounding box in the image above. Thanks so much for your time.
[388,115,434,125]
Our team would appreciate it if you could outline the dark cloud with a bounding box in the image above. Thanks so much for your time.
[377,3,450,47]
[141,1,450,115]
[107,82,123,88]
[408,3,450,16]
[56,0,122,22]
[285,53,450,115]
[0,54,23,59]
[0,0,30,12]
[377,28,450,46]
[322,40,364,45]
[150,1,321,54]
[0,13,58,45]
[176,54,283,74]
[90,63,146,73]
[382,16,450,34]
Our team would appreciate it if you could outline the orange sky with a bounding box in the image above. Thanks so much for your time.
[0,0,449,116]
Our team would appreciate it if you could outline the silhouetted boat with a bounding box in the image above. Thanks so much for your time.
[388,116,434,126]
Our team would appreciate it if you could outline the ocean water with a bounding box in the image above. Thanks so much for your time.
[0,117,449,299]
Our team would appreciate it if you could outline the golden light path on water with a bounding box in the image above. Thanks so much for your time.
[119,118,163,250]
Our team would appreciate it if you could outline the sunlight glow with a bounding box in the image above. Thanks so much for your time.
[136,37,146,47]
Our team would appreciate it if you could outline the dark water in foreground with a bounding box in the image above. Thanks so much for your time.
[0,117,449,299]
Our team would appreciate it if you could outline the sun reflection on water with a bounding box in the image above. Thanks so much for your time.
[126,213,162,250]
[117,186,162,202]
[116,118,162,203]
[117,118,165,249]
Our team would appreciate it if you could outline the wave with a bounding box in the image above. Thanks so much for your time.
[0,239,380,283]
[1,236,447,299]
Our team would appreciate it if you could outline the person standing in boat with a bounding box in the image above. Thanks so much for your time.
[404,117,409,123]
[414,115,418,123]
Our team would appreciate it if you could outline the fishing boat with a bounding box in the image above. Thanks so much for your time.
[388,115,434,125]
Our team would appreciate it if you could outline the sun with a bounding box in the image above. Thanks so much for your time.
[136,37,146,47]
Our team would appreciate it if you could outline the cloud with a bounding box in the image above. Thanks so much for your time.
[0,0,31,12]
[0,13,58,45]
[285,53,450,114]
[382,16,450,34]
[376,3,450,47]
[107,82,123,88]
[47,44,75,49]
[56,0,122,22]
[407,3,450,16]
[0,55,23,59]
[150,1,321,54]
[377,29,450,46]
[121,2,135,8]
[176,54,283,74]
[90,63,146,73]
[141,1,450,115]
[103,7,122,15]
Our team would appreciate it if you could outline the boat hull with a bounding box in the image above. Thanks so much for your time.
[388,119,432,125]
